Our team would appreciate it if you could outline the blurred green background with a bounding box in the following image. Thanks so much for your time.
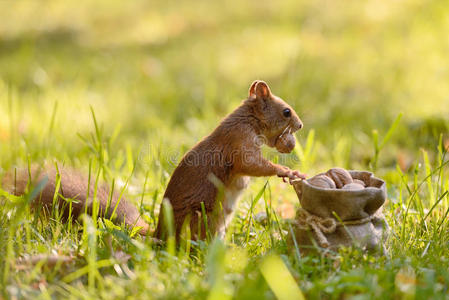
[1,0,448,171]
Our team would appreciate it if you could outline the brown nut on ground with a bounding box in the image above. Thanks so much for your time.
[275,133,296,153]
[307,174,336,189]
[326,167,353,188]
[342,182,365,190]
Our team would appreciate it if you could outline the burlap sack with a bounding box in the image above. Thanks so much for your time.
[289,171,389,254]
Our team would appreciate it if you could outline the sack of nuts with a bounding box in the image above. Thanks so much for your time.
[288,168,389,254]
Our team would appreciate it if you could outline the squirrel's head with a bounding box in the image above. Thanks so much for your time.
[246,80,303,152]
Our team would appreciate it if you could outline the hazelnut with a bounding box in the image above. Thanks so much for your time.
[353,179,366,187]
[275,133,296,153]
[342,183,365,190]
[325,168,353,188]
[307,174,336,189]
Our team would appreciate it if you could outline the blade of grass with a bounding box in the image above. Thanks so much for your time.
[260,255,305,300]
[245,181,267,244]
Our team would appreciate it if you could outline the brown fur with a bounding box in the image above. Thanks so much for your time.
[1,80,303,242]
[1,165,149,234]
[154,80,304,241]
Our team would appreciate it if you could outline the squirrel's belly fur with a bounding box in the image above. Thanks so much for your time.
[219,175,250,238]
[1,80,304,243]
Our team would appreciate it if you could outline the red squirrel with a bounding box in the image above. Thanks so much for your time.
[1,80,304,241]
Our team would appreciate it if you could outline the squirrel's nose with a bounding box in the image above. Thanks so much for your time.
[290,121,303,133]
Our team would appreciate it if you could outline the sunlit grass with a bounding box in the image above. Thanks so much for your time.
[1,0,449,298]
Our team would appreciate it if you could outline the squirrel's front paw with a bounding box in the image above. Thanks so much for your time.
[277,167,306,183]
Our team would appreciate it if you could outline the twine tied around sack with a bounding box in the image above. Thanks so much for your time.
[296,208,373,248]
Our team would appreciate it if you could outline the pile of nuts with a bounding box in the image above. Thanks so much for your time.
[307,168,367,190]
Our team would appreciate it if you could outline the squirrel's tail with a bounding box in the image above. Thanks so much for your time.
[1,165,149,235]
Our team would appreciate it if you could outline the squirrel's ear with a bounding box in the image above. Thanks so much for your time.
[248,80,260,98]
[254,81,272,99]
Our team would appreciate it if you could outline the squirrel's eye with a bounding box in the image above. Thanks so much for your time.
[283,108,291,118]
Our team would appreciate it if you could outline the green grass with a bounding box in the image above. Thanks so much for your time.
[1,0,449,298]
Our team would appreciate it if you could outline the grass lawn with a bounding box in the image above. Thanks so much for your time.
[1,0,449,299]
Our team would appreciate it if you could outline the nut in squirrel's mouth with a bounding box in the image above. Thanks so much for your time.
[274,125,292,144]
[274,125,297,153]
[276,119,303,141]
